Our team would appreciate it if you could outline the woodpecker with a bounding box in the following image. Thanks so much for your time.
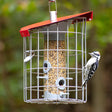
[82,51,101,86]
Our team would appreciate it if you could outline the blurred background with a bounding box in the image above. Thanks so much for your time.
[0,0,112,112]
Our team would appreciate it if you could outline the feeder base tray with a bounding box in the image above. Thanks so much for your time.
[25,99,87,104]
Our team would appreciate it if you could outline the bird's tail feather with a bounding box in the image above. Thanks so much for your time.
[82,80,88,87]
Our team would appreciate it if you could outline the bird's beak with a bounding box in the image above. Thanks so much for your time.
[89,52,94,56]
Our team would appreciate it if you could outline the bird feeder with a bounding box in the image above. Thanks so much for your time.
[20,0,93,104]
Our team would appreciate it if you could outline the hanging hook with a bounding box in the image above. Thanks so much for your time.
[48,0,57,22]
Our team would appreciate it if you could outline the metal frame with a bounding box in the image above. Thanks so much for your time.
[23,17,87,104]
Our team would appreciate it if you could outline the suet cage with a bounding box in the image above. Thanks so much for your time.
[20,0,93,104]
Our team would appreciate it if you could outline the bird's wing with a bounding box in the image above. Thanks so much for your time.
[87,61,98,80]
[82,60,98,86]
[82,65,90,86]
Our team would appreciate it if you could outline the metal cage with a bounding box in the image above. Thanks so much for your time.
[20,11,93,104]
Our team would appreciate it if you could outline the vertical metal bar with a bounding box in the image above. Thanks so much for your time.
[47,26,49,100]
[82,18,84,101]
[67,21,69,98]
[84,19,87,102]
[75,20,78,100]
[57,23,59,100]
[23,37,27,101]
[30,34,32,100]
[37,29,39,99]
[84,19,87,68]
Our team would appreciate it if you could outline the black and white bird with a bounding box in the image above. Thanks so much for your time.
[82,51,101,86]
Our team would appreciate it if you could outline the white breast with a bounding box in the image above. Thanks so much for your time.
[85,57,96,68]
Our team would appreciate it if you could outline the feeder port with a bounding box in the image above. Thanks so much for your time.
[56,77,66,90]
[43,60,51,73]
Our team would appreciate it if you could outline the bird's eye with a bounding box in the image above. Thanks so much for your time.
[94,53,99,56]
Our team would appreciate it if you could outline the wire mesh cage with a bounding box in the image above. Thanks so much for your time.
[21,14,92,104]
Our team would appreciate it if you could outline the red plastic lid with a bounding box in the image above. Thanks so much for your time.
[20,11,93,37]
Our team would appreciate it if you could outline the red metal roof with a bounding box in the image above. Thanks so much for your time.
[20,11,93,37]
